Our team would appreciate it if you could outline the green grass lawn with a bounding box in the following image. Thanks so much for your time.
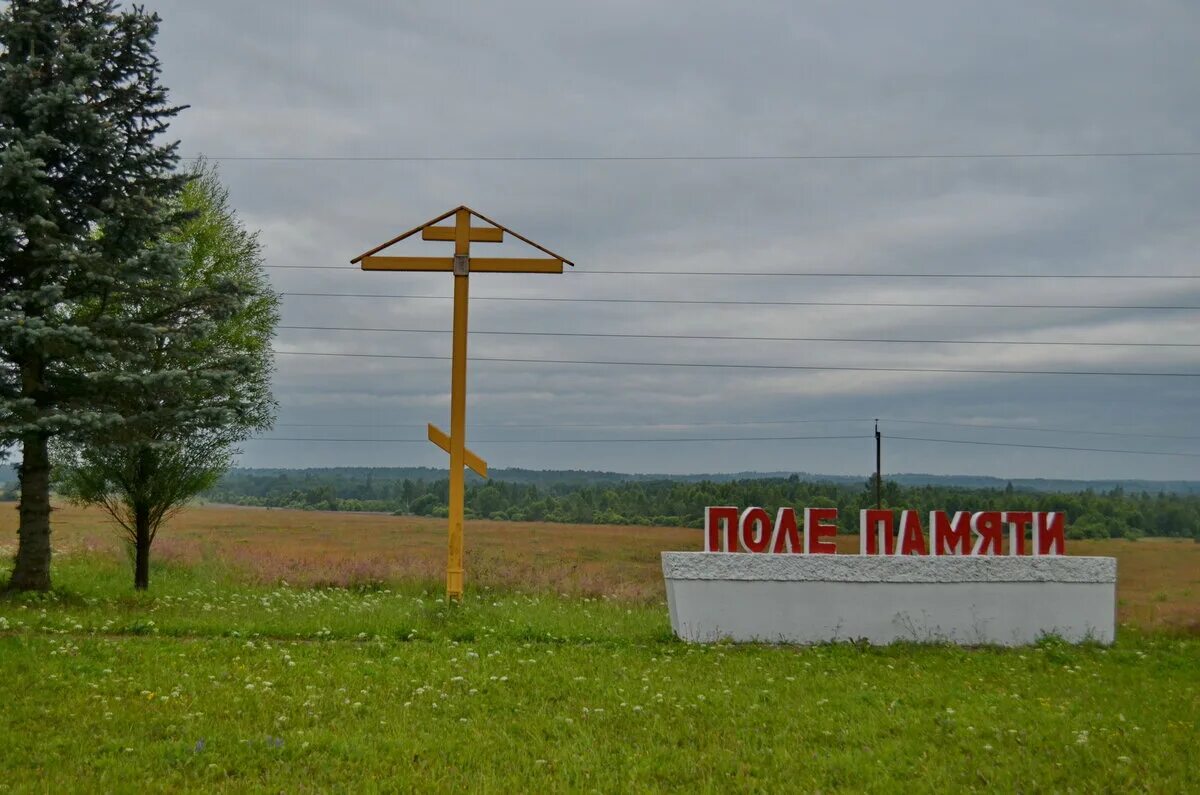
[1,556,1197,792]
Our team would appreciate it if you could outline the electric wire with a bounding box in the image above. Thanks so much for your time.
[887,436,1200,458]
[276,324,1200,349]
[187,151,1200,162]
[265,264,1200,280]
[878,418,1198,440]
[247,434,1199,458]
[272,418,872,430]
[271,349,1200,378]
[251,434,872,444]
[280,292,1200,310]
[268,417,1197,441]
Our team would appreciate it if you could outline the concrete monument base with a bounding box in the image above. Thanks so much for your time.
[662,553,1116,646]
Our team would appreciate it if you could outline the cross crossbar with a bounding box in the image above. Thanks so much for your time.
[423,225,504,243]
[360,255,563,273]
[428,423,488,478]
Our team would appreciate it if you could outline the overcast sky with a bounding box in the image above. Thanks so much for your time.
[146,0,1199,480]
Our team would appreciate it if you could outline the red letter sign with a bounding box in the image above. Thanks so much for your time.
[740,507,773,553]
[1034,512,1065,556]
[859,509,896,555]
[705,505,1063,556]
[804,507,839,554]
[930,511,971,555]
[772,508,802,553]
[1003,511,1033,556]
[896,510,928,555]
[970,511,1004,555]
[705,506,739,552]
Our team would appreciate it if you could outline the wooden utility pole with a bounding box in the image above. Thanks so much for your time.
[352,206,571,600]
[874,419,882,510]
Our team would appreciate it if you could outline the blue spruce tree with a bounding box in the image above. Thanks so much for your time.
[1,1,188,590]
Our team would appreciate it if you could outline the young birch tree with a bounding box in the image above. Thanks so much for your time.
[56,162,278,589]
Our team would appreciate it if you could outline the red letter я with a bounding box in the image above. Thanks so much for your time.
[804,507,839,554]
[970,511,1004,555]
[705,506,739,552]
[739,507,773,553]
[859,509,895,555]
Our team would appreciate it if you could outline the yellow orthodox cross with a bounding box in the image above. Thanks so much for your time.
[351,206,572,601]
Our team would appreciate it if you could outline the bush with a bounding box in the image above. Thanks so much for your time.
[409,494,441,516]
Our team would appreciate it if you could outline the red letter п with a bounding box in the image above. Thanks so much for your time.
[705,506,739,552]
[859,509,895,555]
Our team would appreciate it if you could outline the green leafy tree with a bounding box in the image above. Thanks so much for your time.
[1,0,188,590]
[55,162,278,589]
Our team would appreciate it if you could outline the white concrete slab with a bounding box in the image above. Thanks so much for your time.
[662,553,1116,646]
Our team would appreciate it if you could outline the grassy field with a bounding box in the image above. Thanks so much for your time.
[1,504,1198,791]
[8,503,1199,628]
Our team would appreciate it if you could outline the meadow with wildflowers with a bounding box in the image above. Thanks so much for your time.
[0,508,1197,791]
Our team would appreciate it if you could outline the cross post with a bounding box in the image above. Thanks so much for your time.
[352,206,572,600]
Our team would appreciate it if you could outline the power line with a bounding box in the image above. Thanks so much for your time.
[887,435,1200,458]
[570,270,1200,280]
[251,434,872,444]
[273,417,872,430]
[269,417,1196,441]
[879,418,1198,441]
[270,420,873,432]
[186,151,1200,163]
[277,324,1200,349]
[247,433,1197,457]
[271,349,1200,378]
[266,264,1200,280]
[281,292,1200,311]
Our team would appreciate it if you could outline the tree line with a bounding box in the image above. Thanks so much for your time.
[206,473,1200,540]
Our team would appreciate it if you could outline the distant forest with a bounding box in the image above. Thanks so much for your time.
[200,468,1200,540]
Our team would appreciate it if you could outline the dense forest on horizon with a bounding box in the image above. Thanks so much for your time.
[188,466,1200,493]
[197,469,1200,540]
[4,464,1198,494]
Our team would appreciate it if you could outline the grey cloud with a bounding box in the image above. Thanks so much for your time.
[140,0,1200,479]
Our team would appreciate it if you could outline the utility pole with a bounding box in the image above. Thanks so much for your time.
[352,206,572,601]
[875,419,882,510]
